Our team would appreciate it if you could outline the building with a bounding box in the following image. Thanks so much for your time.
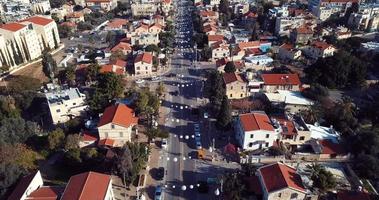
[272,116,312,146]
[105,18,128,31]
[303,41,336,59]
[264,90,313,113]
[223,72,248,99]
[134,52,153,76]
[130,32,159,46]
[161,0,173,15]
[290,26,313,44]
[66,12,85,23]
[100,60,126,75]
[278,43,302,61]
[275,14,316,36]
[211,41,229,61]
[309,0,356,21]
[61,172,114,200]
[257,162,307,200]
[111,42,132,55]
[31,0,51,14]
[45,87,87,124]
[210,0,220,6]
[97,103,138,147]
[244,55,274,67]
[235,112,278,150]
[85,0,117,11]
[261,74,301,93]
[348,3,379,32]
[7,171,44,200]
[208,34,225,46]
[0,15,61,71]
[131,3,158,16]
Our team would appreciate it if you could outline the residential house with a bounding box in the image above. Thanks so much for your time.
[161,0,173,15]
[45,87,87,124]
[211,41,229,61]
[234,111,278,150]
[100,59,126,75]
[7,171,44,200]
[278,43,302,61]
[130,32,159,46]
[61,172,114,200]
[271,116,312,146]
[238,41,272,53]
[264,90,313,113]
[309,139,348,160]
[134,52,153,76]
[257,162,307,200]
[66,12,85,23]
[261,74,301,93]
[303,41,336,59]
[290,26,313,44]
[131,3,158,16]
[111,42,132,55]
[105,18,128,31]
[208,34,224,46]
[223,72,248,99]
[149,23,163,34]
[199,10,218,21]
[85,0,117,11]
[97,103,138,147]
[244,55,274,67]
[210,0,220,6]
[79,131,98,148]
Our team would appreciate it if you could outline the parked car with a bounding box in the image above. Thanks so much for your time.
[157,167,165,180]
[161,139,168,149]
[155,186,163,200]
[135,79,145,84]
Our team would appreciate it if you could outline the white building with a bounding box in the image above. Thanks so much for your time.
[7,171,44,200]
[45,88,87,124]
[244,55,274,66]
[303,41,336,59]
[264,90,313,114]
[275,14,316,36]
[234,111,279,150]
[131,3,158,16]
[348,3,379,32]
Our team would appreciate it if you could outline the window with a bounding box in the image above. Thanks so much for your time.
[278,193,282,197]
[56,109,61,113]
[73,102,76,106]
[230,94,232,97]
[248,143,253,147]
[250,134,254,138]
[299,136,305,140]
[290,193,298,199]
[265,142,269,147]
[111,125,115,129]
[240,94,243,97]
[241,86,244,89]
[119,132,123,137]
[230,86,233,90]
[266,134,269,138]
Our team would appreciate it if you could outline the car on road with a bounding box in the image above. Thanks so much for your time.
[155,186,163,200]
[135,79,145,84]
[194,124,200,131]
[203,112,209,119]
[161,139,168,149]
[151,76,161,81]
[195,140,202,149]
[195,131,200,138]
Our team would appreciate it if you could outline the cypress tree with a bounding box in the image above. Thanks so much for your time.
[7,48,15,66]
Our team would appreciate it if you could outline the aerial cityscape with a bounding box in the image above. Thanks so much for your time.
[0,0,379,199]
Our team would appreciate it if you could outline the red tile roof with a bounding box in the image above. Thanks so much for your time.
[107,18,128,28]
[276,118,297,136]
[208,34,224,42]
[26,186,64,200]
[98,104,138,128]
[280,43,295,51]
[296,26,313,34]
[320,139,346,155]
[111,42,132,52]
[259,162,306,193]
[223,73,245,84]
[81,131,98,141]
[8,171,39,200]
[23,16,54,26]
[98,138,115,147]
[239,112,274,132]
[135,52,153,64]
[111,59,127,68]
[163,0,171,4]
[337,190,371,200]
[61,172,111,200]
[261,74,301,85]
[86,0,111,2]
[66,12,84,18]
[0,23,26,32]
[100,64,125,75]
[216,58,228,67]
[311,41,333,50]
[238,41,261,50]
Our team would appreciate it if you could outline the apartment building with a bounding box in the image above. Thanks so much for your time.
[134,52,153,75]
[211,41,229,61]
[45,87,87,124]
[290,26,313,44]
[309,0,356,21]
[278,43,302,61]
[303,41,336,59]
[223,72,248,99]
[0,15,60,70]
[275,14,316,36]
[97,103,138,147]
[31,0,51,14]
[235,111,279,150]
[348,3,379,32]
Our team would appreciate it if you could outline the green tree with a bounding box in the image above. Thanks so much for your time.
[63,148,82,167]
[204,70,225,112]
[58,24,72,38]
[145,128,169,143]
[350,130,379,156]
[0,96,21,121]
[77,22,93,31]
[216,95,232,128]
[241,163,257,177]
[307,164,336,192]
[156,82,165,97]
[267,146,284,156]
[42,51,57,79]
[47,128,65,150]
[200,45,212,61]
[224,61,236,73]
[145,44,160,54]
[86,63,101,83]
[301,84,329,101]
[62,64,76,85]
[64,134,80,150]
[222,172,245,200]
[354,154,379,179]
[0,117,40,145]
[110,50,126,62]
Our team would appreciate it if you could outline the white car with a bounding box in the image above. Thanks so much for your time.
[161,139,168,149]
[135,79,145,84]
